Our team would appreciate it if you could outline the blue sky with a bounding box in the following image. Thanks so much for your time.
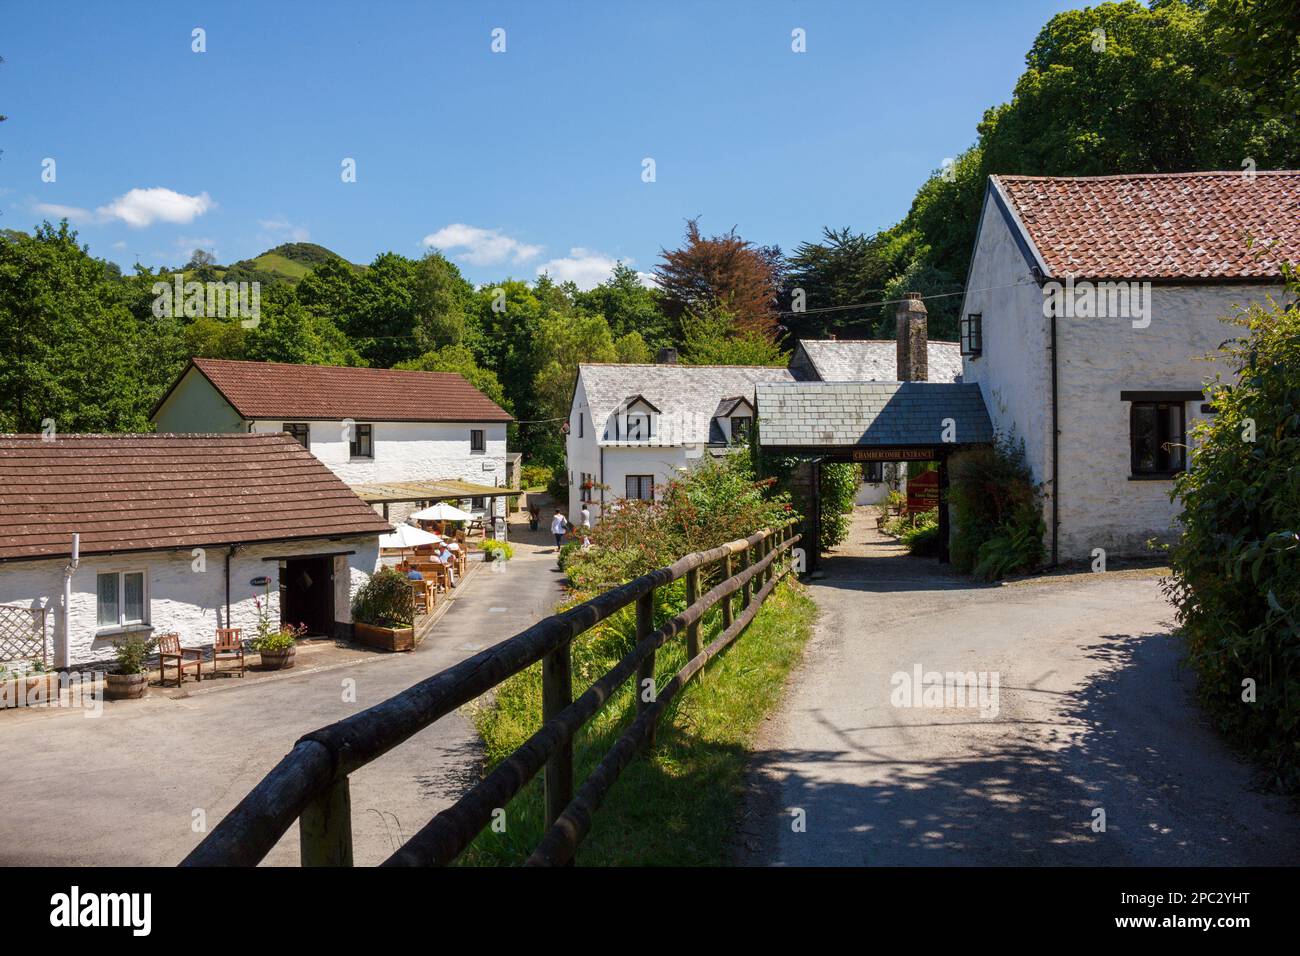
[2,0,1078,287]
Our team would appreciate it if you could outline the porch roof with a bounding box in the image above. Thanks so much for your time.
[349,478,518,504]
[755,381,994,448]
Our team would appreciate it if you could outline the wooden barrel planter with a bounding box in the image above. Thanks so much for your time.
[259,647,296,670]
[353,621,417,653]
[104,672,148,700]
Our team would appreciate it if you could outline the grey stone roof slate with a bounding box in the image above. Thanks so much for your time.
[795,340,963,383]
[579,364,794,447]
[755,381,993,447]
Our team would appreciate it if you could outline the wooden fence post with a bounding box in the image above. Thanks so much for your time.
[636,589,656,750]
[542,642,573,832]
[685,567,700,660]
[740,542,752,611]
[299,775,354,866]
[721,554,734,631]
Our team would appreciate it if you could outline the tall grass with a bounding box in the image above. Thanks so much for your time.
[459,577,817,866]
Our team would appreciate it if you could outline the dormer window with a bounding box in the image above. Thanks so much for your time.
[730,416,752,443]
[619,395,660,442]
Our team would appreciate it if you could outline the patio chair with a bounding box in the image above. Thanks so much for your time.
[212,627,245,678]
[157,632,203,687]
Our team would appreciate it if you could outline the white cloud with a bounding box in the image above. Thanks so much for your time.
[97,187,215,228]
[533,248,658,291]
[33,201,92,221]
[422,223,541,267]
[175,236,217,255]
[258,218,311,243]
[534,248,626,290]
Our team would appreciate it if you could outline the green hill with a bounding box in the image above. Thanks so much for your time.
[183,242,364,286]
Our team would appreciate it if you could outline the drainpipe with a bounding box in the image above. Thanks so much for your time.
[1050,304,1060,566]
[59,532,79,668]
[224,544,242,628]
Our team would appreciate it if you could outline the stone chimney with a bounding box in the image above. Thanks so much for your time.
[896,292,928,381]
[655,347,679,365]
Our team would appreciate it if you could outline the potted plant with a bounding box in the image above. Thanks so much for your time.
[351,568,418,652]
[105,634,156,700]
[251,594,303,669]
[481,539,514,563]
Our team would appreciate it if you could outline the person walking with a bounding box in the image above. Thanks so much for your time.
[527,502,540,532]
[551,510,568,550]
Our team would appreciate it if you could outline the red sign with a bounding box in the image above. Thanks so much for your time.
[906,470,940,514]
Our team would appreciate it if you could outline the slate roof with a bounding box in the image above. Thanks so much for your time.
[794,340,963,383]
[0,433,392,562]
[995,171,1300,280]
[755,382,993,448]
[158,358,513,423]
[579,364,794,447]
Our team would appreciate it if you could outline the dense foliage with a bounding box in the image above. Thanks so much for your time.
[949,436,1046,580]
[351,568,416,628]
[1163,278,1300,791]
[781,0,1299,344]
[563,452,794,596]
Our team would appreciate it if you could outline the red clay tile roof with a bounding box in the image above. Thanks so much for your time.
[995,171,1300,280]
[176,358,513,423]
[0,433,392,562]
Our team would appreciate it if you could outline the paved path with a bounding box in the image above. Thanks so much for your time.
[0,504,566,866]
[739,509,1299,866]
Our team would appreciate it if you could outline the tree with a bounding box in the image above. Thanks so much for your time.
[410,250,473,352]
[784,227,900,339]
[614,330,651,363]
[575,262,672,349]
[656,219,781,336]
[0,222,151,432]
[243,294,363,367]
[532,311,618,422]
[680,305,788,366]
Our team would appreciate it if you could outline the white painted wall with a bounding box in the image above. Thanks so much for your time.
[1055,284,1281,559]
[0,537,381,668]
[247,419,509,524]
[961,188,1284,560]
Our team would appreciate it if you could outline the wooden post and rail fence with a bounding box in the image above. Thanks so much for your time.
[181,521,801,867]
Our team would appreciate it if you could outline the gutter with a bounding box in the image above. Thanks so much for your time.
[224,544,243,628]
[58,533,80,668]
[1049,300,1060,567]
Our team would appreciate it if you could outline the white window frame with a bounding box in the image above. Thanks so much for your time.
[96,569,150,632]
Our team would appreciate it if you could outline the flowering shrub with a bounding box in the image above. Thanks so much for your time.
[563,451,795,595]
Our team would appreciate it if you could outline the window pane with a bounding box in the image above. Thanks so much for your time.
[97,573,119,627]
[1165,404,1185,470]
[1132,404,1159,472]
[123,572,145,623]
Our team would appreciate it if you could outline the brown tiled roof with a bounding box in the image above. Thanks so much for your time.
[0,433,391,563]
[172,358,513,423]
[995,171,1300,280]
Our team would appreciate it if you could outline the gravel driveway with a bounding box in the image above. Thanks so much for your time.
[738,509,1299,866]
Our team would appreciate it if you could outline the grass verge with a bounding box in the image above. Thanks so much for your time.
[458,576,817,866]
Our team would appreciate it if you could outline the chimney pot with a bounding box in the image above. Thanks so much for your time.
[655,347,679,365]
[896,292,929,381]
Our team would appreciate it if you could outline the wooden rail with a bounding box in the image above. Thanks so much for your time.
[181,523,799,867]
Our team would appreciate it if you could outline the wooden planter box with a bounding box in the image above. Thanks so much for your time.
[354,621,418,653]
[0,672,61,708]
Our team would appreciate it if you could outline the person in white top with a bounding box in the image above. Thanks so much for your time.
[435,544,456,586]
[551,511,568,550]
[580,505,591,530]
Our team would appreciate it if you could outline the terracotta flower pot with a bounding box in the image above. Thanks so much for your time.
[259,646,296,670]
[105,672,148,700]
